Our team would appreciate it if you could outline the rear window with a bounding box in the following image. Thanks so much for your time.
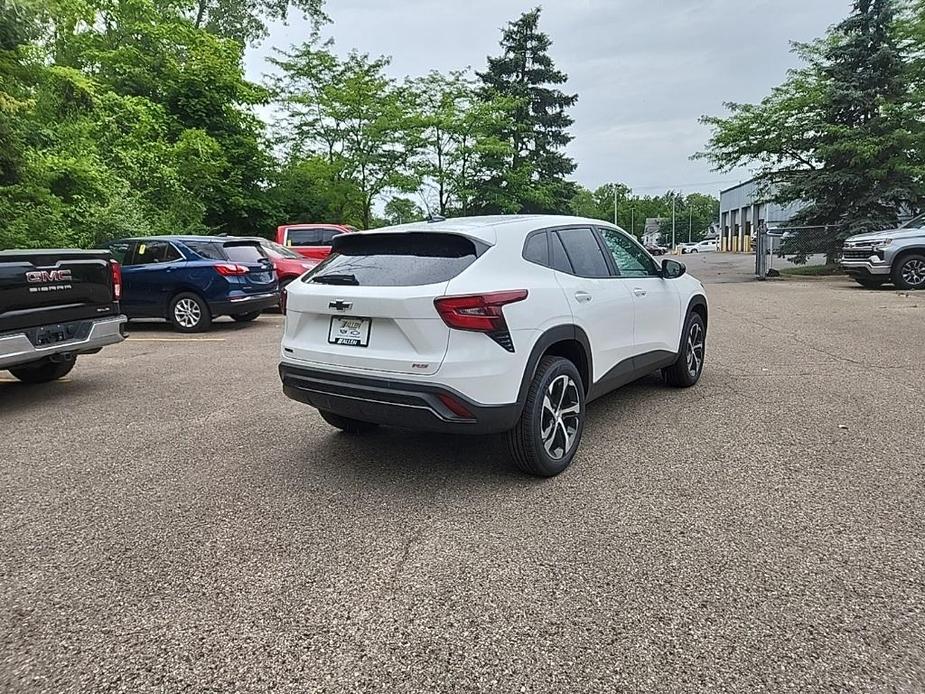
[185,241,225,260]
[306,233,485,287]
[223,243,265,263]
[286,228,342,246]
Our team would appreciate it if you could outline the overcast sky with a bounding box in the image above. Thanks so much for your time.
[245,0,848,198]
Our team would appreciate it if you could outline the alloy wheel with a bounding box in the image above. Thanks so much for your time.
[174,298,202,328]
[686,321,705,378]
[540,375,581,461]
[901,259,925,287]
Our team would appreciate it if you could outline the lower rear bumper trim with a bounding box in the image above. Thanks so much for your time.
[279,362,520,434]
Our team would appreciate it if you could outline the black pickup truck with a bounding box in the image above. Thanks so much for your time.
[0,249,127,383]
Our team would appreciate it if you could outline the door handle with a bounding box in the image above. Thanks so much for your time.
[575,291,593,303]
[632,287,647,297]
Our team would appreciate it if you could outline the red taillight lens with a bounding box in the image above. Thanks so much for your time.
[214,263,249,276]
[110,260,122,301]
[434,290,528,332]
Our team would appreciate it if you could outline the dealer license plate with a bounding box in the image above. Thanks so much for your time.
[328,316,371,347]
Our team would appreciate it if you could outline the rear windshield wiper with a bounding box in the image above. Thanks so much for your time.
[311,273,359,285]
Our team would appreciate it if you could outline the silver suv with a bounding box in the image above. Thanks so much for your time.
[841,216,925,290]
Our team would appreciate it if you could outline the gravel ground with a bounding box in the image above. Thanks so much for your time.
[1,267,923,693]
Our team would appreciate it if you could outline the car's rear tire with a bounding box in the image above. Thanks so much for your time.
[169,292,211,333]
[232,311,261,323]
[9,356,76,384]
[853,277,886,289]
[318,409,379,434]
[664,312,706,388]
[507,356,585,477]
[892,254,925,290]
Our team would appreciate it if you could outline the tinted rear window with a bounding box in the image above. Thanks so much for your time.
[223,243,265,263]
[185,241,225,260]
[306,233,484,287]
[286,228,342,246]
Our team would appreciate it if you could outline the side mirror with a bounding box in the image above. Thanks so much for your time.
[662,259,686,279]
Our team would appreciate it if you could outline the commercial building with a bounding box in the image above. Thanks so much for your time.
[719,179,806,252]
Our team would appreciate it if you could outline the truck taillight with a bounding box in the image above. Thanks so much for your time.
[110,260,122,301]
[214,263,249,276]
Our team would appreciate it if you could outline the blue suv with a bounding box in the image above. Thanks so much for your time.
[104,236,279,332]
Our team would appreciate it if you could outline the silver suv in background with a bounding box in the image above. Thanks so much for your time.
[841,216,925,290]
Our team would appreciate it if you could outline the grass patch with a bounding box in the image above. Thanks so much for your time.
[779,264,842,277]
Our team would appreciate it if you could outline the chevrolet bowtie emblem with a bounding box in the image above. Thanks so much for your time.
[329,300,353,311]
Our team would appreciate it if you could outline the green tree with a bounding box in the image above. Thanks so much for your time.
[384,196,424,225]
[409,70,516,216]
[161,0,326,44]
[699,0,924,256]
[271,40,422,228]
[475,7,577,214]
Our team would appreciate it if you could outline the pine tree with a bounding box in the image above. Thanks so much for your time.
[790,0,922,242]
[474,8,577,214]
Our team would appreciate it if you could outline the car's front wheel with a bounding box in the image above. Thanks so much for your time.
[508,356,585,477]
[892,254,925,290]
[664,312,706,387]
[318,409,379,434]
[169,293,211,333]
[9,356,76,384]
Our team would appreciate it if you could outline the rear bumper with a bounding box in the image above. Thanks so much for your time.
[279,362,521,434]
[0,315,127,370]
[210,291,279,316]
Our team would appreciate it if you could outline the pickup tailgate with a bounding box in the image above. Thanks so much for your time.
[0,250,118,333]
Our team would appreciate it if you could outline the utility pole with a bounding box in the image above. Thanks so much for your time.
[613,187,618,226]
[671,196,676,251]
[688,206,693,243]
[630,207,635,236]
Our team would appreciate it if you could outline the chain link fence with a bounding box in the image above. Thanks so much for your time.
[755,225,834,278]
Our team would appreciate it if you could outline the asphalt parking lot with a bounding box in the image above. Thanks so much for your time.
[2,261,924,692]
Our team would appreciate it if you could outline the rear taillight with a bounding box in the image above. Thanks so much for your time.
[110,260,122,301]
[434,290,527,352]
[214,263,250,276]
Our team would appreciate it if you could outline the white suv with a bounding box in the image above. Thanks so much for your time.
[279,215,708,476]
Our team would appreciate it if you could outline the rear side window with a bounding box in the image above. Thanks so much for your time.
[185,241,225,260]
[130,241,182,266]
[523,233,549,266]
[306,233,484,287]
[223,243,266,263]
[556,228,611,278]
[286,228,342,246]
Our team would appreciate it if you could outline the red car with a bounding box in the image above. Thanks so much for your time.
[253,238,319,290]
[275,223,357,260]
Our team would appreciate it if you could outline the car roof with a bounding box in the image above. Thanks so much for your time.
[114,235,261,243]
[362,215,620,245]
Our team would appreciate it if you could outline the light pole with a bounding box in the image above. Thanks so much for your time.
[671,196,676,251]
[689,206,693,243]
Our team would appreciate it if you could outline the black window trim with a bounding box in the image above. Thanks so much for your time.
[593,224,663,279]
